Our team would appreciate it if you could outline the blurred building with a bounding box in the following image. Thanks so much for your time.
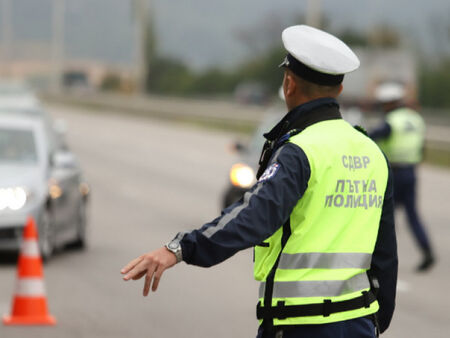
[342,48,417,105]
[0,42,134,91]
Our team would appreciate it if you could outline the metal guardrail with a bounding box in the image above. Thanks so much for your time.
[42,92,450,148]
[41,92,267,132]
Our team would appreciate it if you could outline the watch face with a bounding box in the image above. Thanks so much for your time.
[168,242,179,250]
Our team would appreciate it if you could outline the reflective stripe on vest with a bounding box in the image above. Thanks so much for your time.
[259,271,370,298]
[278,252,372,270]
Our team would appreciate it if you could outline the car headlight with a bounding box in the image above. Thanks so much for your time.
[229,163,255,188]
[48,180,63,200]
[0,187,28,211]
[79,182,90,196]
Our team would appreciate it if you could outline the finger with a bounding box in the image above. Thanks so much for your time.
[143,273,152,296]
[123,260,148,281]
[121,257,141,274]
[152,264,166,292]
[121,256,144,274]
[132,270,146,280]
[143,264,157,296]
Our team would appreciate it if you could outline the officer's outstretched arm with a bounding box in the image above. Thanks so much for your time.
[120,144,310,294]
[121,247,177,296]
[180,143,310,267]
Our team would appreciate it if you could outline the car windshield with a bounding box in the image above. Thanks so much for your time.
[0,128,38,164]
[0,108,44,117]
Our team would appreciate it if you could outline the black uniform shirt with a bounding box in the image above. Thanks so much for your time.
[179,98,398,333]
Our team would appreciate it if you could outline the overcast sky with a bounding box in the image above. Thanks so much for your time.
[2,0,449,70]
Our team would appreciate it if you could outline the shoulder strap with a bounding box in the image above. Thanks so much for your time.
[256,105,342,179]
[256,128,301,179]
[354,125,368,136]
[261,219,292,333]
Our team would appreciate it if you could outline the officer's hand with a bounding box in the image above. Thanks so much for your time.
[121,247,177,296]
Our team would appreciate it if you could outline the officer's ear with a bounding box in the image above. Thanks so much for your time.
[283,71,297,98]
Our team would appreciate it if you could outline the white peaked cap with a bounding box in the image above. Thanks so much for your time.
[280,25,360,85]
[375,82,406,102]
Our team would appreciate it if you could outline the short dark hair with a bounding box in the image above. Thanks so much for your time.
[288,69,342,98]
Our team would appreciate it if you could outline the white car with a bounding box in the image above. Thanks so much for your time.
[0,115,89,260]
[0,81,39,110]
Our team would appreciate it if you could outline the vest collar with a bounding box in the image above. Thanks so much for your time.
[264,97,341,141]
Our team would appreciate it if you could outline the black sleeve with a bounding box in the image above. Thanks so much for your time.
[369,164,398,333]
[369,121,392,141]
[179,143,311,267]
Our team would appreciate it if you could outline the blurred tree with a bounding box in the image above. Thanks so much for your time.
[191,68,239,95]
[147,57,194,94]
[147,12,440,105]
[237,47,285,93]
[419,58,450,108]
[339,29,369,47]
[101,73,122,91]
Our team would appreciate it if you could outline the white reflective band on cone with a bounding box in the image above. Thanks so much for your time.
[21,239,40,257]
[15,278,46,297]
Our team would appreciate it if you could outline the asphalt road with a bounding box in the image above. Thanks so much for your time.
[0,104,449,338]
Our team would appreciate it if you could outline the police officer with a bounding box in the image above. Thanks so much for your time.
[370,82,435,272]
[121,25,398,338]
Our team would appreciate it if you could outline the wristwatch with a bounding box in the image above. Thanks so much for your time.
[165,235,183,263]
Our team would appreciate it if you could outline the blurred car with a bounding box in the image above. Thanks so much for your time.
[0,80,69,156]
[0,80,40,110]
[222,113,282,208]
[0,106,67,153]
[63,71,93,94]
[0,114,89,260]
[234,82,271,106]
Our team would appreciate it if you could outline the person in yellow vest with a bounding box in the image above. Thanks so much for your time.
[121,25,398,338]
[370,82,435,272]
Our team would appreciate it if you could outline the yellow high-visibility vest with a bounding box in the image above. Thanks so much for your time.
[377,107,425,165]
[254,119,389,326]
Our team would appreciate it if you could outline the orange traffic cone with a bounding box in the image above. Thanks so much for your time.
[3,217,56,325]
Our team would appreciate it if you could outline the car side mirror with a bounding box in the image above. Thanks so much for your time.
[51,151,77,169]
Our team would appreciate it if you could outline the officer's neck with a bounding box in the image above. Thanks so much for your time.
[286,94,338,111]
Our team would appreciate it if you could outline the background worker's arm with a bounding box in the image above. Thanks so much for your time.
[369,121,392,141]
[180,143,310,267]
[369,165,398,333]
